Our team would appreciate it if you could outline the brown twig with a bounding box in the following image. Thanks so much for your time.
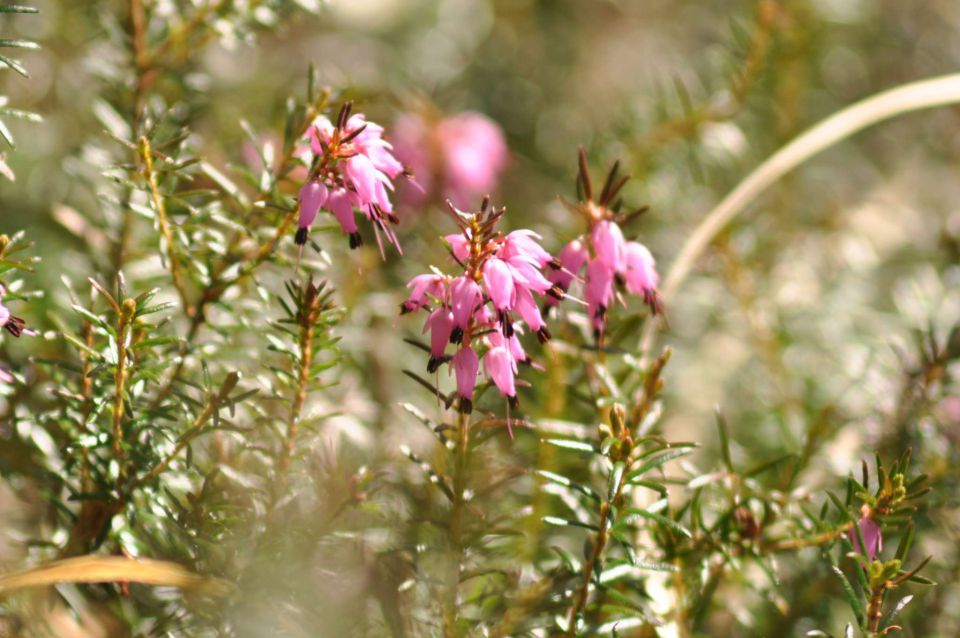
[278,282,324,472]
[132,372,238,489]
[443,410,471,637]
[112,299,137,490]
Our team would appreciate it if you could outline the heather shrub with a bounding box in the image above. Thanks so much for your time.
[0,2,958,637]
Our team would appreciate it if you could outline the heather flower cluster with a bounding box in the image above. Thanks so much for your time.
[401,199,559,419]
[546,152,662,337]
[392,111,508,210]
[296,102,407,254]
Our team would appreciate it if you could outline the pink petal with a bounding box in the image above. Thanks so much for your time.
[483,258,515,311]
[453,346,479,402]
[446,233,470,263]
[591,220,625,272]
[424,308,455,360]
[623,241,658,295]
[327,188,358,234]
[585,258,615,331]
[484,345,516,399]
[450,276,482,330]
[298,181,328,229]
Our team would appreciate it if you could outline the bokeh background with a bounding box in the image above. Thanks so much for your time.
[1,1,958,636]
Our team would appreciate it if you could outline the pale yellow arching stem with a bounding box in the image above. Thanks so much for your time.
[640,72,960,360]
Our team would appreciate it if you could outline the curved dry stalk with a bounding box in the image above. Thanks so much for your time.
[640,72,960,360]
[0,556,226,596]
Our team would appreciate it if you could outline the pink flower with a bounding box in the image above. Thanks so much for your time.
[424,308,455,371]
[483,344,517,405]
[0,366,12,385]
[502,230,552,268]
[449,276,482,341]
[849,516,882,560]
[296,181,328,245]
[482,258,515,312]
[513,285,550,343]
[401,201,555,419]
[0,294,25,338]
[545,239,588,309]
[547,153,663,335]
[585,258,615,333]
[591,220,625,272]
[393,111,508,210]
[452,347,479,413]
[401,274,446,314]
[295,103,407,254]
[623,241,658,294]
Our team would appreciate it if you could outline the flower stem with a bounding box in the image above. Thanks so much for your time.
[139,136,192,316]
[640,72,960,362]
[132,372,238,489]
[866,582,888,634]
[443,410,471,637]
[278,283,322,473]
[112,299,136,491]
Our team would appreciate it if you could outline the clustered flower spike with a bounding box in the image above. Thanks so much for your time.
[544,149,662,337]
[401,199,560,427]
[296,102,407,256]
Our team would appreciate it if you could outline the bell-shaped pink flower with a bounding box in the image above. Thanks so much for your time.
[483,258,515,311]
[502,230,551,268]
[849,516,882,560]
[450,276,482,341]
[585,259,615,333]
[623,241,658,295]
[401,274,445,314]
[344,154,379,205]
[505,256,552,296]
[326,188,360,246]
[513,285,550,343]
[452,346,479,413]
[591,220,626,272]
[296,181,329,244]
[0,297,25,337]
[346,114,405,180]
[424,308,455,371]
[545,239,588,308]
[446,233,470,263]
[483,344,517,403]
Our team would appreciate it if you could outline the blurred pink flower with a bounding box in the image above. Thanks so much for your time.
[393,111,508,210]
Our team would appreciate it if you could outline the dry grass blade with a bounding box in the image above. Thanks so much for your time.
[639,72,960,361]
[0,556,228,596]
